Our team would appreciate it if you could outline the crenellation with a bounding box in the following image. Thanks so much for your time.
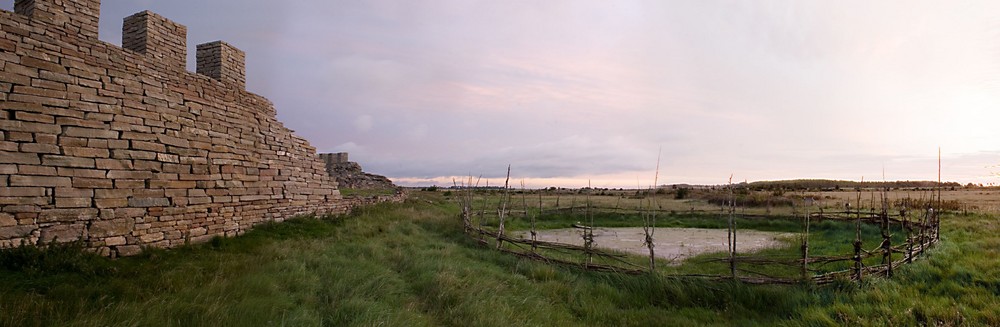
[196,41,246,89]
[122,11,187,72]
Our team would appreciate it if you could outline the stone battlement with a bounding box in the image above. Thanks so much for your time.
[0,0,351,256]
[122,10,187,73]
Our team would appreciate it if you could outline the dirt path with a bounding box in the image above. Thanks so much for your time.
[515,227,794,264]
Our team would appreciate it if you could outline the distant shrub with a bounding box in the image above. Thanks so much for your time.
[702,192,793,208]
[674,188,690,200]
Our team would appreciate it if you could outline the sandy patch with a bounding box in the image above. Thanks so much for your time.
[514,227,793,264]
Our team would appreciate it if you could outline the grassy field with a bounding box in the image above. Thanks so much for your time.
[1,191,999,326]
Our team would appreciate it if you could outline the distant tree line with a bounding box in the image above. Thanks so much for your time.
[744,179,961,191]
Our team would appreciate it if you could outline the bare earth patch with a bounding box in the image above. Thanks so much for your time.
[516,227,794,264]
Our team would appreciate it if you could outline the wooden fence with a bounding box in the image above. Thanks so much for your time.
[456,184,941,285]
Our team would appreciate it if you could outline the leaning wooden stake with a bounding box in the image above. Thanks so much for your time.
[880,190,892,277]
[728,175,736,279]
[731,200,738,279]
[644,202,656,272]
[853,180,863,283]
[519,180,536,253]
[937,147,942,241]
[904,208,913,263]
[920,208,929,255]
[584,181,595,266]
[495,165,511,250]
[533,190,541,252]
[476,176,487,238]
[644,149,662,272]
[801,210,810,282]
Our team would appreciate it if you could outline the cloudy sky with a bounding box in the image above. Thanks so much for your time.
[5,1,1000,187]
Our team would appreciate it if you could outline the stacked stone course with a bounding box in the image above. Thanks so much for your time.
[1,0,352,256]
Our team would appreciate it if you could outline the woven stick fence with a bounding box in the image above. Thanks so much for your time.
[454,176,942,285]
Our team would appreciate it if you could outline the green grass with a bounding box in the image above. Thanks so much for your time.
[338,187,399,197]
[1,191,998,326]
[503,210,806,232]
[490,207,912,276]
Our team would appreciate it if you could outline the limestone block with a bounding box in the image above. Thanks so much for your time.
[156,134,189,147]
[0,214,17,227]
[10,175,72,187]
[95,189,132,199]
[42,155,95,168]
[131,140,166,152]
[0,187,46,197]
[0,225,34,239]
[107,170,153,179]
[72,177,114,189]
[90,219,133,238]
[0,120,62,134]
[38,208,98,223]
[105,236,126,246]
[58,168,106,179]
[95,158,133,170]
[0,151,41,165]
[19,144,61,154]
[62,146,110,158]
[0,165,17,174]
[63,126,118,139]
[128,197,170,208]
[35,134,58,144]
[55,198,91,208]
[94,198,128,209]
[39,224,85,243]
[116,245,142,256]
[17,165,58,175]
[139,231,163,243]
[114,180,145,189]
[55,188,94,198]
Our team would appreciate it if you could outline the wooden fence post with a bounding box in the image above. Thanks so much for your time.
[881,198,892,278]
[728,177,736,279]
[802,211,810,282]
[853,202,863,283]
[904,208,913,263]
[920,208,928,255]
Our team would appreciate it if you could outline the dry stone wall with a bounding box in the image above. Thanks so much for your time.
[0,0,349,256]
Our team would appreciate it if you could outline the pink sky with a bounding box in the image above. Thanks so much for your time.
[5,1,1000,187]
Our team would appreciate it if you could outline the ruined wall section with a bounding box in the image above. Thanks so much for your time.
[0,0,345,256]
[320,152,397,190]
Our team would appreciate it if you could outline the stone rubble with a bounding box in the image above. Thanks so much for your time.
[319,152,396,190]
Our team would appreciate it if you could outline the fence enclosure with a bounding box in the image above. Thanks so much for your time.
[456,181,941,285]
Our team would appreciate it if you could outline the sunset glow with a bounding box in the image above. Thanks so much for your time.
[8,1,996,187]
